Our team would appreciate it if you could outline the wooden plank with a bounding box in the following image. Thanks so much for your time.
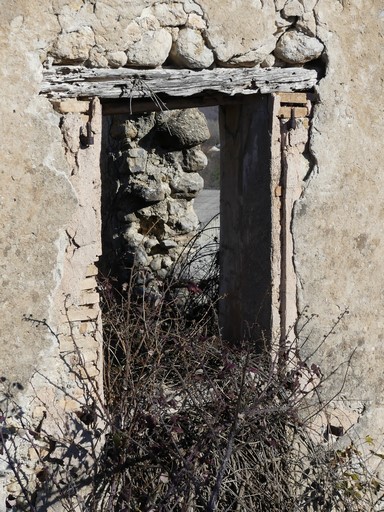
[102,93,245,115]
[219,96,273,345]
[41,66,317,100]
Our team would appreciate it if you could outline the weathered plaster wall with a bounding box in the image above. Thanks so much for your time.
[0,1,73,385]
[2,0,384,506]
[293,0,384,440]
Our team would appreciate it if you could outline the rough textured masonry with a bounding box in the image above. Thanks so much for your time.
[0,0,383,508]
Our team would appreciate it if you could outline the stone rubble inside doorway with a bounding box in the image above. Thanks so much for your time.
[101,107,213,296]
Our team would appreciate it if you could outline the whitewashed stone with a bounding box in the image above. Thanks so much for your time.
[275,11,295,32]
[186,13,206,30]
[203,0,276,66]
[296,12,317,37]
[126,16,172,67]
[51,26,95,63]
[57,4,97,33]
[88,47,108,67]
[183,0,204,15]
[275,0,287,10]
[224,37,277,67]
[170,28,214,69]
[141,2,188,27]
[274,30,324,64]
[92,2,145,52]
[282,0,304,17]
[301,0,318,11]
[261,53,276,68]
[166,27,180,42]
[106,50,128,68]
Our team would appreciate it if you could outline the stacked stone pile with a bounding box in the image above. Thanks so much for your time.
[48,0,324,70]
[104,108,210,285]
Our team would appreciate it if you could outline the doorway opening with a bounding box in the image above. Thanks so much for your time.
[98,94,274,346]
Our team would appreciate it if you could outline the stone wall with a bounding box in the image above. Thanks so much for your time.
[100,108,209,291]
[47,0,324,69]
[1,0,384,508]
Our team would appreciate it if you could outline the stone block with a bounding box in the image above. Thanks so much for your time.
[141,2,188,27]
[182,147,208,172]
[282,0,304,17]
[86,263,98,277]
[67,307,99,322]
[170,28,214,69]
[80,277,98,290]
[277,92,308,104]
[156,109,210,150]
[125,16,172,68]
[203,0,276,66]
[52,99,90,114]
[274,30,324,64]
[170,171,204,198]
[50,26,95,63]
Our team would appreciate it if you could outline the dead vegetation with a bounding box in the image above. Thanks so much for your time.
[1,236,384,511]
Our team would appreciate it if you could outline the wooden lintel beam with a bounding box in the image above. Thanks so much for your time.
[102,93,246,115]
[41,66,317,101]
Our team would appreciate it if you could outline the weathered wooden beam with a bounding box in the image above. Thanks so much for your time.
[41,66,317,100]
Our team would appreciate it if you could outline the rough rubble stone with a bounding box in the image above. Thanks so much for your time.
[223,37,277,67]
[203,0,276,66]
[261,53,276,68]
[275,0,287,10]
[110,118,138,140]
[156,109,210,150]
[170,27,214,69]
[87,46,108,67]
[183,0,204,15]
[106,50,128,68]
[186,13,206,30]
[301,0,318,11]
[296,12,317,37]
[274,29,324,64]
[282,0,304,17]
[141,2,188,27]
[170,171,204,199]
[182,147,208,172]
[92,2,147,53]
[168,199,199,233]
[128,174,171,202]
[56,3,97,33]
[50,26,95,63]
[125,16,172,67]
[275,11,295,33]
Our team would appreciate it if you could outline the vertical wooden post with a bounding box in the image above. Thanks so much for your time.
[219,95,274,346]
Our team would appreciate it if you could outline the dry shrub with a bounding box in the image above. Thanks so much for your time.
[95,270,384,512]
[1,237,384,511]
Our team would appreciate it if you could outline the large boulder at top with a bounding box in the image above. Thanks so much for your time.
[170,27,214,69]
[125,16,172,67]
[156,109,210,150]
[202,0,277,66]
[274,30,324,64]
